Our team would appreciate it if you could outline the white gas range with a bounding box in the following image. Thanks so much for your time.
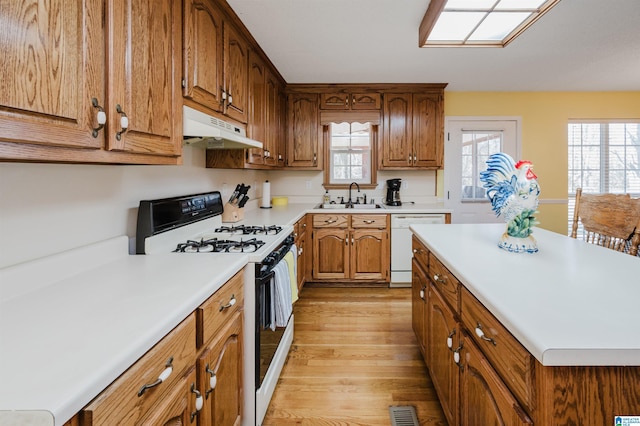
[136,191,295,426]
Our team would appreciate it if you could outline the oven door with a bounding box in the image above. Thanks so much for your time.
[255,269,289,389]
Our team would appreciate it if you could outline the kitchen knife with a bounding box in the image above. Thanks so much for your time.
[229,184,241,203]
[238,195,249,208]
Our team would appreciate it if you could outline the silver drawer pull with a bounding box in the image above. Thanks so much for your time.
[363,220,375,224]
[433,273,446,284]
[138,356,173,396]
[219,294,236,311]
[324,219,336,224]
[475,322,497,346]
[453,343,463,366]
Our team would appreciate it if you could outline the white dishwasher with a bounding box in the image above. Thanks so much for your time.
[390,214,446,287]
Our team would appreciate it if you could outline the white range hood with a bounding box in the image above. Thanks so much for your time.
[183,105,263,150]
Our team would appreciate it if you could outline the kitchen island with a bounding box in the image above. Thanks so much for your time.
[411,223,640,425]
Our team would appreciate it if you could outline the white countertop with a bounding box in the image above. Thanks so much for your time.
[0,202,452,426]
[410,223,640,366]
[0,237,248,426]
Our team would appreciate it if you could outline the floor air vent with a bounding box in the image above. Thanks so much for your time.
[389,406,419,426]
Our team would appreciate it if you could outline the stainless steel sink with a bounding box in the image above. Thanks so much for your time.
[316,203,382,209]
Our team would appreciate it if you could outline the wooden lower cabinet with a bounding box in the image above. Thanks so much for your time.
[460,334,533,426]
[311,214,389,283]
[413,236,640,426]
[427,283,460,426]
[294,216,309,291]
[411,258,428,361]
[80,271,244,426]
[197,312,243,426]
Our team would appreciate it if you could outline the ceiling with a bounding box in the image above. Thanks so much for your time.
[226,0,640,91]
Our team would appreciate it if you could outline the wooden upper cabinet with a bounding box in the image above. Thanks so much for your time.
[183,0,225,113]
[320,92,381,110]
[413,93,443,168]
[380,90,444,169]
[382,93,413,167]
[247,51,266,165]
[107,0,182,157]
[0,0,182,163]
[0,0,104,150]
[287,93,322,169]
[223,24,249,124]
[264,68,282,167]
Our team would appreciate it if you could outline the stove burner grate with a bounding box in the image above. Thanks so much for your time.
[214,225,282,235]
[174,237,266,253]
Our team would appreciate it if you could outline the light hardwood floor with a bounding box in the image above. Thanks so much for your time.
[262,287,447,426]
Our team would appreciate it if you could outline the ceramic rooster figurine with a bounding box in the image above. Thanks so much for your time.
[480,152,540,253]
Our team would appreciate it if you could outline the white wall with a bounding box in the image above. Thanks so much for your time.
[268,169,439,205]
[0,147,268,268]
[0,147,437,268]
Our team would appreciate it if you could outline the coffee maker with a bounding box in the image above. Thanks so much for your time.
[385,178,402,206]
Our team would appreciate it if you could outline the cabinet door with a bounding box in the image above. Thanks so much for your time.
[411,259,428,360]
[295,218,308,291]
[428,284,460,426]
[247,51,266,165]
[413,93,443,168]
[107,0,182,156]
[223,24,249,124]
[183,0,224,113]
[287,93,322,169]
[138,367,200,426]
[351,93,381,110]
[320,93,350,110]
[312,228,349,280]
[0,0,104,150]
[381,93,412,168]
[350,229,389,280]
[460,335,533,426]
[197,312,243,426]
[264,69,281,167]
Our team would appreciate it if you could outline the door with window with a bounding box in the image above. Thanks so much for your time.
[444,119,520,223]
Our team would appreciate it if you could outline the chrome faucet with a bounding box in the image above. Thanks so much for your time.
[347,182,360,207]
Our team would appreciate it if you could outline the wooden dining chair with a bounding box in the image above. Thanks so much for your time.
[570,188,640,256]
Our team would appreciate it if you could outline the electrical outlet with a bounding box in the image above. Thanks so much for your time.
[403,180,409,189]
[222,183,228,197]
[305,180,312,189]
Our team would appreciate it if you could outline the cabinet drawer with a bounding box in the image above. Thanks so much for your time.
[197,270,244,348]
[412,235,429,272]
[428,253,460,313]
[461,287,535,411]
[351,214,387,229]
[82,313,196,426]
[312,214,349,228]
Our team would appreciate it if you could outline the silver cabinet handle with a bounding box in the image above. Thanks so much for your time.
[115,104,129,141]
[447,329,456,349]
[413,153,417,163]
[138,357,173,396]
[205,363,217,397]
[433,273,446,284]
[364,220,375,224]
[91,98,106,138]
[324,219,336,224]
[475,322,497,346]
[219,294,236,312]
[190,383,203,422]
[419,286,426,300]
[453,343,463,366]
[313,152,317,165]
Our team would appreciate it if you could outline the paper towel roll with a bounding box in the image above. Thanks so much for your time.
[261,180,271,208]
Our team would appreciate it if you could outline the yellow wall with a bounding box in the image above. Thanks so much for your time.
[440,91,640,233]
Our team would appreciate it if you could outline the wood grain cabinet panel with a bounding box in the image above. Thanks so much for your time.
[380,90,444,169]
[287,93,322,169]
[428,252,460,314]
[183,0,225,114]
[411,258,428,361]
[311,214,389,283]
[460,335,533,426]
[427,283,460,426]
[0,0,182,163]
[196,312,243,426]
[320,92,381,110]
[196,270,244,348]
[223,24,249,124]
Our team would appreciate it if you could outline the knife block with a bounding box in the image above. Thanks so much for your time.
[222,203,244,223]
